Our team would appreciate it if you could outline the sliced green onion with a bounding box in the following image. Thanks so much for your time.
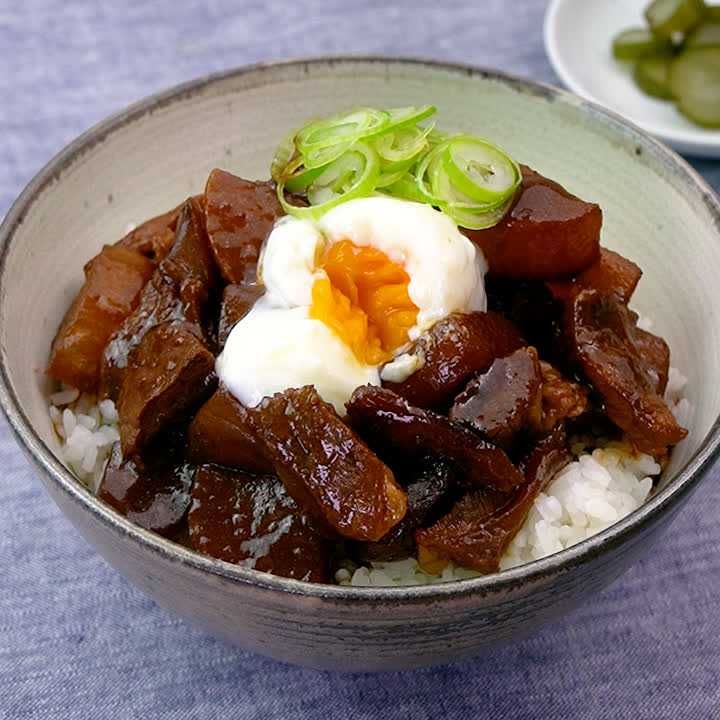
[277,142,380,221]
[295,108,389,153]
[427,129,449,146]
[271,132,296,182]
[431,155,506,210]
[375,167,411,188]
[442,135,521,204]
[414,140,449,205]
[373,105,437,135]
[302,141,355,169]
[444,197,514,230]
[270,105,518,230]
[380,176,428,203]
[374,123,435,164]
[282,161,325,194]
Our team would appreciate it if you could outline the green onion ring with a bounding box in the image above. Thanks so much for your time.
[374,123,434,164]
[295,108,389,153]
[277,142,380,221]
[366,105,436,139]
[271,105,518,230]
[442,135,520,204]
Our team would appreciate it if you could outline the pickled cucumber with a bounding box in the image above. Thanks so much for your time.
[645,0,705,37]
[634,57,674,99]
[687,21,720,48]
[612,28,672,60]
[669,48,720,127]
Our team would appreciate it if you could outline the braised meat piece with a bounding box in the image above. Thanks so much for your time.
[156,196,218,338]
[117,202,183,262]
[355,458,455,563]
[205,169,284,284]
[547,248,642,305]
[635,328,671,395]
[384,312,525,409]
[567,289,686,454]
[218,283,264,347]
[245,386,407,542]
[188,466,330,582]
[464,165,601,279]
[118,323,216,457]
[48,245,154,391]
[347,385,524,492]
[532,360,589,433]
[485,277,567,371]
[450,347,543,447]
[100,197,218,399]
[98,441,193,538]
[416,429,570,574]
[188,388,273,474]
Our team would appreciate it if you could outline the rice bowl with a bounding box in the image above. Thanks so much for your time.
[1,59,718,671]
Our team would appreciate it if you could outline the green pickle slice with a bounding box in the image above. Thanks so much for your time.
[687,21,720,48]
[612,27,672,60]
[634,56,674,99]
[706,5,720,20]
[670,48,720,127]
[645,0,705,37]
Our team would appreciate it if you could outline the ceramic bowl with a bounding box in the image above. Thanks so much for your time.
[1,58,719,673]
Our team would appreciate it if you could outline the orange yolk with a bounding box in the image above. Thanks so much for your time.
[310,240,419,365]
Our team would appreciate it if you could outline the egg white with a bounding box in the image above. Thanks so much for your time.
[217,196,487,415]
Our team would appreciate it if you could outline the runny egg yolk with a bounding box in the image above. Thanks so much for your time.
[309,240,419,366]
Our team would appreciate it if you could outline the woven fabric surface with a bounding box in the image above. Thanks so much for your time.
[1,1,719,718]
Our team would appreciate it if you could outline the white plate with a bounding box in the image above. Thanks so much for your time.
[544,0,720,157]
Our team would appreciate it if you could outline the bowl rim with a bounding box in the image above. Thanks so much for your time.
[2,55,720,603]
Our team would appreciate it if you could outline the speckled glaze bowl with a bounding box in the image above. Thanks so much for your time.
[1,59,720,672]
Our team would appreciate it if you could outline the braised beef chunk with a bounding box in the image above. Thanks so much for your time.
[533,360,589,433]
[567,289,686,454]
[635,328,671,396]
[117,202,183,262]
[347,385,524,492]
[188,388,273,474]
[205,169,284,284]
[354,458,454,563]
[218,283,264,347]
[159,196,218,325]
[485,277,567,370]
[118,323,216,457]
[464,166,601,279]
[50,152,688,584]
[416,429,570,573]
[100,198,218,399]
[384,312,525,409]
[244,386,406,542]
[188,466,330,582]
[450,347,543,447]
[98,442,193,538]
[547,248,642,305]
[48,245,154,391]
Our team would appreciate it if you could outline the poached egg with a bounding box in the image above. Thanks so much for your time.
[217,196,487,414]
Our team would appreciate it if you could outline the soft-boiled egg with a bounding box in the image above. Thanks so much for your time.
[217,196,487,414]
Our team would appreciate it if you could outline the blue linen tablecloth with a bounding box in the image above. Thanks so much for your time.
[1,1,719,717]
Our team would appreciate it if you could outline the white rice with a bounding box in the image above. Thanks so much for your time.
[48,367,690,587]
[48,385,119,492]
[339,367,690,587]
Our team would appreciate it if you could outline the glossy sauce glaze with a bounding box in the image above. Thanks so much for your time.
[47,161,687,583]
